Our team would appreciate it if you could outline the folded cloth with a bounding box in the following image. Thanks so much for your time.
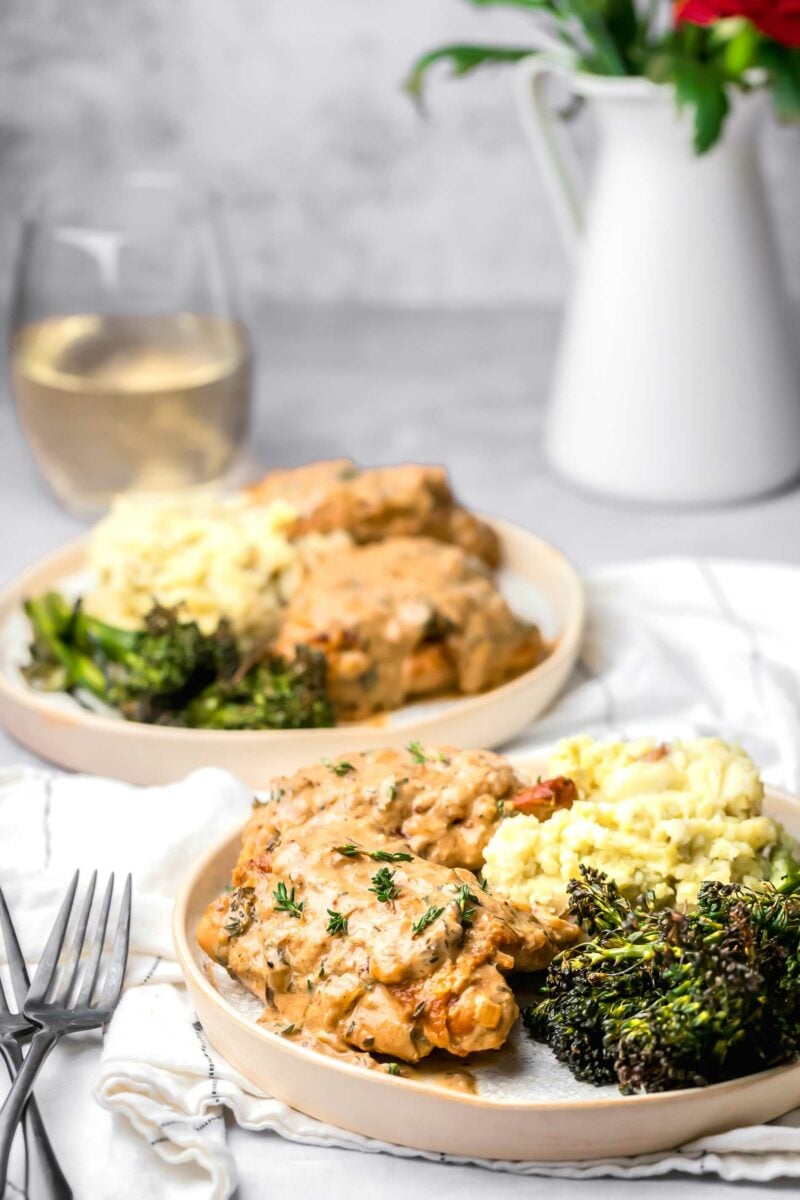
[3,557,800,1199]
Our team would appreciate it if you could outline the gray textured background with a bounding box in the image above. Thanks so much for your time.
[2,0,800,308]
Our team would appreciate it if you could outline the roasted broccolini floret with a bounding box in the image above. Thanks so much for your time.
[23,591,333,731]
[524,865,800,1094]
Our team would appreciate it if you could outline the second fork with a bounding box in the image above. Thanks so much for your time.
[0,871,131,1196]
[0,888,73,1199]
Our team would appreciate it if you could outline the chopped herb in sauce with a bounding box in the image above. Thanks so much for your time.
[273,881,304,918]
[454,883,478,927]
[225,886,256,937]
[386,1062,402,1076]
[281,1024,297,1037]
[412,904,444,937]
[369,867,400,903]
[322,758,354,776]
[335,844,412,863]
[496,798,506,819]
[407,741,449,766]
[326,909,349,936]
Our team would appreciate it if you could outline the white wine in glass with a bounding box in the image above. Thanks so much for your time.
[11,173,252,513]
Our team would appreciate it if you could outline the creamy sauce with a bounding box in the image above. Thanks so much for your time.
[275,537,544,721]
[198,748,580,1078]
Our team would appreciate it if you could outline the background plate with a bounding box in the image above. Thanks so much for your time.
[172,775,800,1162]
[0,519,584,786]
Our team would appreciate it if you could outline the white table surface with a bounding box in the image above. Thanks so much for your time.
[2,303,800,1198]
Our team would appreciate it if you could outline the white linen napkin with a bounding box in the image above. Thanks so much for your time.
[3,556,800,1199]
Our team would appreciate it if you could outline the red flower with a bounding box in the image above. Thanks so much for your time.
[675,0,800,46]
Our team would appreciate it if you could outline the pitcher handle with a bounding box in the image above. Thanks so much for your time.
[514,57,585,256]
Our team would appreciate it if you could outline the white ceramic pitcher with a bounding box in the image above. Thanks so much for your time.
[516,59,800,505]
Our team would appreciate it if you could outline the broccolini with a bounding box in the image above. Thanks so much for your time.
[23,591,333,730]
[524,865,800,1093]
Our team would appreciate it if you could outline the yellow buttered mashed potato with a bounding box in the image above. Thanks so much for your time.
[484,736,793,910]
[86,492,346,645]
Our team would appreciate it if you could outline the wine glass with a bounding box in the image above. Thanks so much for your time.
[10,170,252,514]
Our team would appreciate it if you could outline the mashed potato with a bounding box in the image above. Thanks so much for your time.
[86,492,345,645]
[484,736,792,910]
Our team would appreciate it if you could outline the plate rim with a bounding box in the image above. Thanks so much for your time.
[0,516,586,745]
[172,776,800,1114]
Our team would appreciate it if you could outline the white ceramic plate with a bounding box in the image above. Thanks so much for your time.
[0,520,584,786]
[172,776,800,1162]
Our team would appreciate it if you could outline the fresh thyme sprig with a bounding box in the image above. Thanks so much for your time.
[273,881,304,918]
[454,883,478,927]
[406,741,449,766]
[326,909,349,936]
[407,741,428,764]
[369,867,400,903]
[322,758,354,776]
[412,904,444,937]
[334,845,413,863]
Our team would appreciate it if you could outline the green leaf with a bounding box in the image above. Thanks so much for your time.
[405,44,536,102]
[757,43,800,123]
[671,61,730,154]
[567,1,629,75]
[605,0,639,57]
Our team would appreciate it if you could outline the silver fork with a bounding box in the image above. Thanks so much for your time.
[0,888,73,1199]
[0,871,132,1196]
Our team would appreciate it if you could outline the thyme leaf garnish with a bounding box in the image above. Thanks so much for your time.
[407,741,448,766]
[322,758,354,776]
[326,909,349,936]
[412,904,444,937]
[273,881,304,918]
[334,845,412,863]
[454,883,478,927]
[369,866,400,903]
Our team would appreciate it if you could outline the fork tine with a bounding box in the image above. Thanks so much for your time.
[0,887,31,1010]
[54,870,97,1005]
[98,874,131,1012]
[75,874,114,1007]
[26,871,79,1006]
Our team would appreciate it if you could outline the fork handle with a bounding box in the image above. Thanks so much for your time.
[0,1029,59,1197]
[1,1042,72,1199]
[25,1094,73,1199]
